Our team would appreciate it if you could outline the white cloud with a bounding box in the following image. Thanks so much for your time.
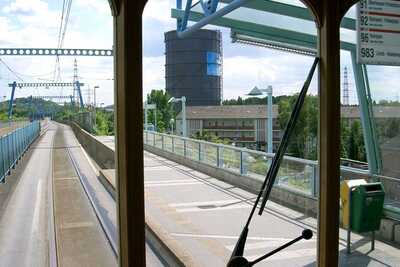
[75,0,111,15]
[3,0,48,15]
[0,0,114,104]
[143,56,165,97]
[143,0,176,23]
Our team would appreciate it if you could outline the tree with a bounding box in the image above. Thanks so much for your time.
[340,120,350,158]
[146,90,174,133]
[277,94,318,160]
[346,120,366,161]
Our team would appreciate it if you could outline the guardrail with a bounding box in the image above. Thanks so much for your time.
[144,130,400,219]
[0,121,40,183]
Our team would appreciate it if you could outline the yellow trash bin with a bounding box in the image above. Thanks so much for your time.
[340,179,367,228]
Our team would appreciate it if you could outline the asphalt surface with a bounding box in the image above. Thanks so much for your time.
[0,123,164,266]
[143,152,400,266]
[0,122,55,266]
[95,135,400,266]
[54,123,164,266]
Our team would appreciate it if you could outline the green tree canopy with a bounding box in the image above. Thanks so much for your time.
[146,90,174,133]
[277,94,318,160]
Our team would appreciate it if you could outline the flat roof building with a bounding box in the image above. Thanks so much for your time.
[176,105,280,150]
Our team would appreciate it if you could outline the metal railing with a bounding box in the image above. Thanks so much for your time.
[144,130,400,219]
[0,121,40,183]
[71,112,95,134]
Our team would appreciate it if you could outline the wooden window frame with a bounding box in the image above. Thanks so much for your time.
[110,0,359,266]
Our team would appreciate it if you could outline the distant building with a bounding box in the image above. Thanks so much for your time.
[175,104,400,150]
[341,105,400,120]
[176,105,280,150]
[165,29,222,106]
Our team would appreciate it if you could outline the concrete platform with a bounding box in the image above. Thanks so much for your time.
[52,124,117,267]
[142,152,400,266]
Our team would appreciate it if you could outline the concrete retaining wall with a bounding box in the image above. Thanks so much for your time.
[70,123,115,169]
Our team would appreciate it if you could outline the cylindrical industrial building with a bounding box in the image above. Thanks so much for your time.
[165,29,222,106]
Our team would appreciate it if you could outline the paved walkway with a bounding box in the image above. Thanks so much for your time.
[0,122,55,266]
[142,152,400,266]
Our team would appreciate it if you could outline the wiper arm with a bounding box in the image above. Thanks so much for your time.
[227,57,319,267]
[258,57,319,214]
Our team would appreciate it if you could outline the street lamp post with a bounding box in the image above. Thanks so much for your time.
[143,101,157,131]
[168,96,187,137]
[93,86,99,130]
[170,118,175,134]
[246,86,273,153]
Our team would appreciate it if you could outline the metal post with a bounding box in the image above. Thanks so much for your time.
[183,139,187,157]
[177,0,183,29]
[154,109,157,132]
[161,135,164,150]
[347,187,353,254]
[172,136,175,153]
[144,101,148,131]
[216,145,220,167]
[240,151,244,175]
[182,96,187,137]
[76,81,84,109]
[371,231,375,251]
[8,81,17,120]
[267,86,273,153]
[198,142,201,161]
[178,0,252,38]
[351,51,381,175]
[362,64,382,176]
[310,165,316,197]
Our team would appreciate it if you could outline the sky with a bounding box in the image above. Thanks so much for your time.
[0,0,399,106]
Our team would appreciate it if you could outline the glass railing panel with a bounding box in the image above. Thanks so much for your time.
[173,138,185,156]
[154,134,163,149]
[199,143,218,167]
[276,158,314,196]
[243,151,271,180]
[221,147,241,173]
[164,135,173,152]
[185,140,200,161]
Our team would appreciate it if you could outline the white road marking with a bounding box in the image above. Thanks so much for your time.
[247,248,316,262]
[170,233,307,241]
[145,179,196,184]
[226,239,315,251]
[31,179,43,235]
[145,181,202,187]
[175,204,249,213]
[169,199,243,208]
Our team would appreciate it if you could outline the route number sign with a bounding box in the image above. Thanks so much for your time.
[357,0,400,65]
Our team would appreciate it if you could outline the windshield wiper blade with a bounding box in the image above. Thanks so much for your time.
[258,57,319,215]
[227,57,319,267]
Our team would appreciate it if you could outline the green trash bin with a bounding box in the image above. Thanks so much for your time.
[351,182,385,233]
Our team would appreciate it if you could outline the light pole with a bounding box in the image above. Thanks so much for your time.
[2,96,6,111]
[94,86,99,109]
[93,86,99,130]
[170,118,175,134]
[168,96,187,137]
[143,101,157,131]
[246,86,273,153]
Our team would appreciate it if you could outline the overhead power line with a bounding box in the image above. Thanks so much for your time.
[54,0,74,81]
[0,58,24,81]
